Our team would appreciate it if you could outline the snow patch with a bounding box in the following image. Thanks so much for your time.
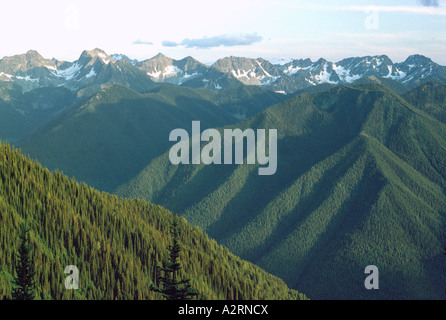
[260,76,279,86]
[255,60,273,78]
[306,78,316,86]
[45,65,57,71]
[98,52,111,64]
[148,70,162,78]
[0,72,14,81]
[148,65,183,80]
[85,68,97,79]
[178,72,200,85]
[284,64,302,76]
[313,64,337,84]
[232,69,254,79]
[383,65,406,80]
[302,64,318,72]
[373,58,383,67]
[112,54,124,61]
[333,64,361,83]
[16,75,39,82]
[182,72,199,79]
[163,65,181,77]
[402,75,415,84]
[52,63,82,80]
[344,74,362,83]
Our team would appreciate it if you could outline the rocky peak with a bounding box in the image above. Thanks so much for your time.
[403,54,433,67]
[79,48,114,67]
[25,50,45,61]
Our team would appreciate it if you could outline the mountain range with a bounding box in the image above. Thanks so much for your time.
[118,52,446,93]
[0,49,157,95]
[1,49,445,96]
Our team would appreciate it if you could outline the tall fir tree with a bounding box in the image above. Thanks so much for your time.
[150,216,199,300]
[12,218,36,300]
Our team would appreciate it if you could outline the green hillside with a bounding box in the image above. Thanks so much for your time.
[0,141,306,300]
[0,83,75,143]
[18,84,239,192]
[353,76,410,95]
[18,84,285,193]
[116,83,446,299]
[196,85,288,120]
[403,81,446,124]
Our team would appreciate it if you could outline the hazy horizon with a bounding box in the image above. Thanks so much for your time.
[2,47,444,67]
[1,0,445,65]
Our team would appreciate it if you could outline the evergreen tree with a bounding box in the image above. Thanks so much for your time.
[150,216,199,300]
[0,141,305,300]
[12,218,36,300]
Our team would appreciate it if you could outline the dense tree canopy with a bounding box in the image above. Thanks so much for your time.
[0,141,306,300]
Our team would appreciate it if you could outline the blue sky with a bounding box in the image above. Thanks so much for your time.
[1,0,445,64]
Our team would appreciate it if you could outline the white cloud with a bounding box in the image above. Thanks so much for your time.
[162,41,179,47]
[177,33,263,49]
[132,39,153,45]
[348,5,446,16]
[418,0,439,7]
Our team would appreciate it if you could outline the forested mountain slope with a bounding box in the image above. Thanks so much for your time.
[18,85,238,191]
[18,84,286,192]
[403,81,446,124]
[0,141,306,300]
[116,83,446,299]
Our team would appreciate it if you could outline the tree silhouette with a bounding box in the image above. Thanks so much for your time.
[12,218,36,300]
[150,216,198,300]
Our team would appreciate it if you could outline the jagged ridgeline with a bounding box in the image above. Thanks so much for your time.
[0,142,306,300]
